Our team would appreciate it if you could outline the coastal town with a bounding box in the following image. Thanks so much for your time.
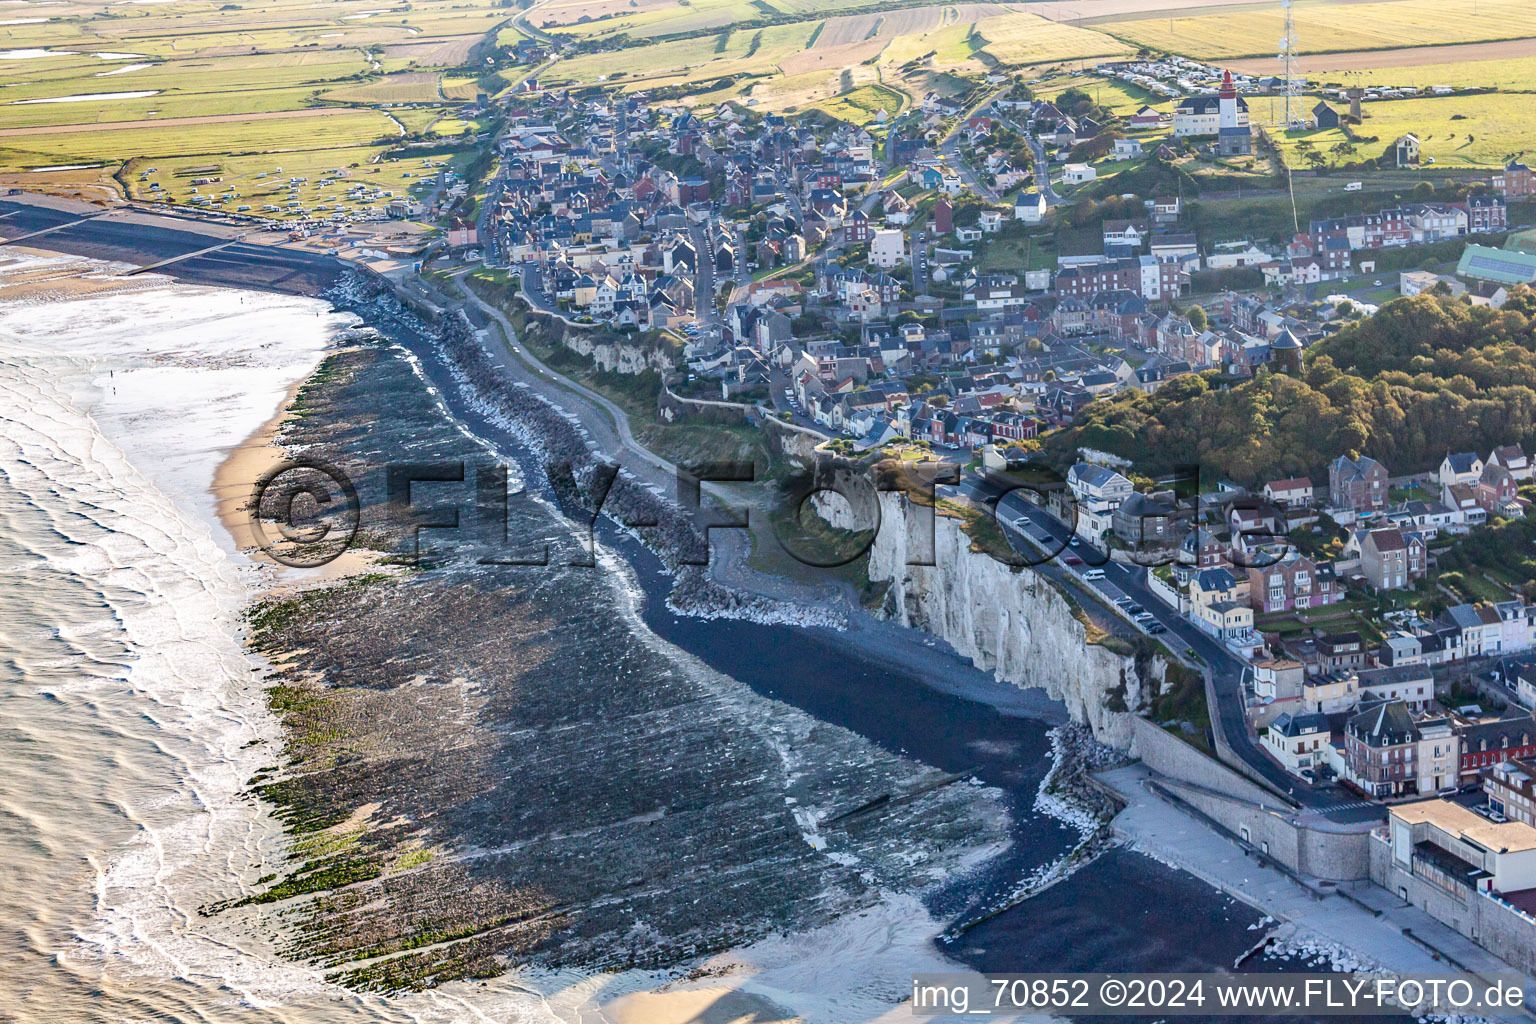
[11,0,1536,1014]
[418,53,1536,976]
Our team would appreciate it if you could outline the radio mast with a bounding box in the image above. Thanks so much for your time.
[1278,0,1298,128]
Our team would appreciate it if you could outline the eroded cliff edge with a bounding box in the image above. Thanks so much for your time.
[820,487,1170,753]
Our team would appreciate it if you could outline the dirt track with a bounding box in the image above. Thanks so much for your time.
[0,107,353,138]
[1227,37,1536,74]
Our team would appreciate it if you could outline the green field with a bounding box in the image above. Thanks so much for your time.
[1305,58,1536,94]
[1110,0,1536,60]
[1258,85,1536,169]
[0,0,509,213]
[1039,73,1170,120]
[813,83,903,125]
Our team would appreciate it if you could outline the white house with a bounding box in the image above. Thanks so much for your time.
[1490,444,1532,481]
[1014,189,1046,223]
[1440,452,1484,488]
[1113,137,1143,159]
[978,209,1003,234]
[1206,242,1273,270]
[1066,462,1134,544]
[870,228,906,268]
[1062,163,1097,184]
[1262,711,1330,776]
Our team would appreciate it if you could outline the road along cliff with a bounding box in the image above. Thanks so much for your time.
[820,487,1177,753]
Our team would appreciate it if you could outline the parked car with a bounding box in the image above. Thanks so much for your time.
[1064,555,1083,566]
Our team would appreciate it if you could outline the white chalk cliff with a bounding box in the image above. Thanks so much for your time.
[827,491,1162,751]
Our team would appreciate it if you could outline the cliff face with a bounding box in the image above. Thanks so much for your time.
[828,491,1155,752]
[560,328,672,374]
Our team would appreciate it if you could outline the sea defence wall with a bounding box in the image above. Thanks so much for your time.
[809,479,1373,881]
[1369,833,1536,974]
[1134,719,1373,882]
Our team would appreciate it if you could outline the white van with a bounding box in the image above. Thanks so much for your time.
[1345,181,1363,191]
[1083,568,1106,581]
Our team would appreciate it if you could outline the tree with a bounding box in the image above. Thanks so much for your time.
[1187,304,1208,331]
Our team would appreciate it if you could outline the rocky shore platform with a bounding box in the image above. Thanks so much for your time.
[221,314,1012,993]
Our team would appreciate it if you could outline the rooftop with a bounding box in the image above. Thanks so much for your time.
[1391,798,1536,853]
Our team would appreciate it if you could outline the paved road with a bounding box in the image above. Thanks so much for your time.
[960,471,1385,825]
[767,367,828,434]
[998,114,1064,207]
[911,229,929,295]
[773,171,805,229]
[477,153,506,266]
[688,221,721,331]
[936,85,1008,202]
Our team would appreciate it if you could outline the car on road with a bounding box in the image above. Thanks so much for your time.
[1134,612,1156,624]
[1063,555,1083,566]
[1126,603,1145,615]
[1146,624,1166,635]
[1083,568,1106,581]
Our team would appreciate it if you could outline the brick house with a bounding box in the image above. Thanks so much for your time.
[1329,454,1388,514]
[1476,463,1522,518]
[1345,700,1419,798]
[1360,527,1427,591]
[1463,194,1508,234]
[1459,718,1536,783]
[1493,161,1535,198]
[1247,552,1340,613]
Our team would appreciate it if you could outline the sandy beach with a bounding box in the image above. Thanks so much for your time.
[0,220,1083,1024]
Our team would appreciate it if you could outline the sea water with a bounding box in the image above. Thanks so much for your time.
[0,255,504,1023]
[0,252,1282,1023]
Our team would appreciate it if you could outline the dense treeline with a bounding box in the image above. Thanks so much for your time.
[1047,293,1536,485]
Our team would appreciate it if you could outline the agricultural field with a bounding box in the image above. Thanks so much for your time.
[1109,0,1536,60]
[538,0,767,41]
[538,21,820,89]
[1300,56,1536,94]
[1272,92,1536,169]
[1227,40,1536,78]
[0,0,508,211]
[322,73,446,105]
[971,11,1132,67]
[539,0,1132,123]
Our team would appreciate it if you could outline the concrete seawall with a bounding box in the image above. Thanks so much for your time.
[1133,719,1372,882]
